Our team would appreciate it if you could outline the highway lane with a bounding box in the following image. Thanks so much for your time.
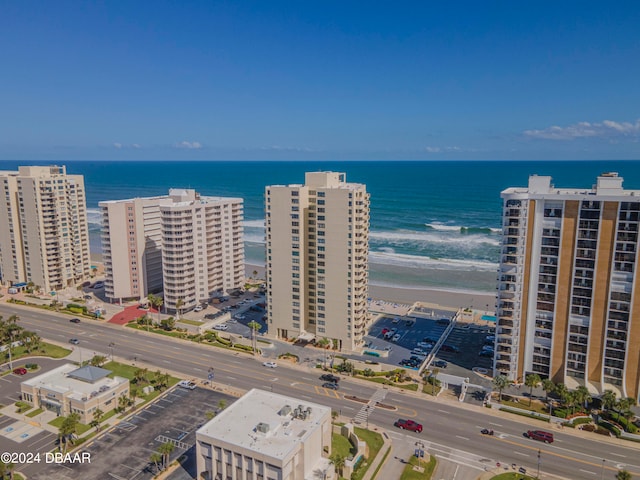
[3,304,640,480]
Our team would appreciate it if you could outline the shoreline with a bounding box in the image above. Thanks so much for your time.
[244,263,496,311]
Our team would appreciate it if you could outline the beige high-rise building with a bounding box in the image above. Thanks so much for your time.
[266,172,370,352]
[0,166,91,292]
[100,195,169,302]
[496,173,640,401]
[100,189,244,311]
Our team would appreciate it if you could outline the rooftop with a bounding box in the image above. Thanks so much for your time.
[22,363,128,402]
[197,388,331,460]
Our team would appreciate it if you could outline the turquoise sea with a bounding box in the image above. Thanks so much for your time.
[2,160,640,294]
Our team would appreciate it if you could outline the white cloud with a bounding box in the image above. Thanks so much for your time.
[113,142,142,149]
[424,146,461,153]
[175,141,203,149]
[131,143,141,149]
[524,119,640,141]
[259,145,315,152]
[113,142,122,149]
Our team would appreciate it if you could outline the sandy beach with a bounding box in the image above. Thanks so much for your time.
[244,263,496,312]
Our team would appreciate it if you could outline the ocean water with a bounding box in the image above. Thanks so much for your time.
[3,160,640,294]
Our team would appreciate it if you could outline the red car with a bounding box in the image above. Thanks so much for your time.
[394,419,423,433]
[13,367,28,375]
[381,328,390,335]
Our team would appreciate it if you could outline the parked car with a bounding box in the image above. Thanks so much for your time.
[417,342,434,349]
[13,367,28,375]
[392,317,400,324]
[194,305,204,312]
[320,374,340,383]
[213,324,228,331]
[69,338,80,345]
[437,318,450,325]
[441,344,459,353]
[381,328,390,335]
[178,380,197,390]
[411,348,427,356]
[322,382,339,390]
[70,318,81,324]
[83,294,92,300]
[479,350,494,357]
[392,334,401,342]
[394,419,423,433]
[525,430,554,443]
[92,282,104,289]
[262,362,277,368]
[432,360,448,368]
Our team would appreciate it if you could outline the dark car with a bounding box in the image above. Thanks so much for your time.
[437,318,450,325]
[13,367,28,375]
[322,382,339,390]
[432,360,448,368]
[320,374,340,383]
[70,318,81,324]
[526,430,554,443]
[69,338,80,345]
[479,350,493,357]
[394,419,423,433]
[441,344,459,353]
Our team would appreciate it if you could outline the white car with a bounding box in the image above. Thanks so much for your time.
[213,324,229,331]
[194,305,203,312]
[262,361,277,368]
[178,380,196,390]
[392,333,401,342]
[391,317,400,324]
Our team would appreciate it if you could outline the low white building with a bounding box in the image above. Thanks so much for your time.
[20,364,129,424]
[196,389,333,480]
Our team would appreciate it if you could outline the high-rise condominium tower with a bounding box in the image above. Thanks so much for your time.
[100,189,244,311]
[265,172,370,352]
[0,166,91,292]
[496,173,640,401]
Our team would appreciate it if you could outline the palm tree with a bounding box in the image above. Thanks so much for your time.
[91,408,104,432]
[554,383,570,409]
[90,355,107,367]
[524,373,541,407]
[329,453,345,477]
[175,298,184,320]
[118,394,129,412]
[492,375,511,403]
[616,397,632,423]
[150,452,163,473]
[134,367,148,384]
[573,386,592,413]
[252,269,258,280]
[58,413,80,453]
[541,379,555,414]
[565,390,578,415]
[616,469,632,480]
[158,442,174,470]
[247,320,261,355]
[147,294,163,323]
[601,390,618,418]
[430,367,440,396]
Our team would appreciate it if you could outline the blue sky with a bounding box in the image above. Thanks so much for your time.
[1,1,639,160]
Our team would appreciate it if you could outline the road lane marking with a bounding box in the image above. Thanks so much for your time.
[579,469,596,475]
[438,409,450,414]
[513,451,529,457]
[455,436,469,441]
[611,453,626,458]
[489,422,502,427]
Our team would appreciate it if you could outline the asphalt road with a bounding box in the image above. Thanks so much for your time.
[2,303,639,480]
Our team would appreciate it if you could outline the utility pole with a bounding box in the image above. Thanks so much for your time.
[537,449,541,479]
[601,459,605,480]
[109,342,115,361]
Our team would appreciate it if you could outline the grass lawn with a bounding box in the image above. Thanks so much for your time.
[491,473,536,480]
[48,416,93,435]
[178,319,204,326]
[352,427,384,480]
[6,342,72,361]
[332,432,356,458]
[422,383,442,396]
[499,397,548,415]
[26,408,44,418]
[400,454,437,480]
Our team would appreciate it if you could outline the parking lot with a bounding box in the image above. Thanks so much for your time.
[32,386,235,480]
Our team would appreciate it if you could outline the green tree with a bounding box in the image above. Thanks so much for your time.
[573,386,592,413]
[329,453,346,477]
[616,397,632,423]
[524,373,541,407]
[492,375,511,403]
[175,298,184,320]
[129,386,139,410]
[147,294,164,323]
[58,413,80,453]
[218,399,227,411]
[160,317,176,331]
[150,452,163,473]
[601,390,618,415]
[90,354,107,367]
[90,408,104,432]
[430,367,441,395]
[555,383,570,407]
[205,411,216,420]
[158,442,174,470]
[616,469,632,480]
[118,394,129,412]
[247,320,262,355]
[134,367,149,384]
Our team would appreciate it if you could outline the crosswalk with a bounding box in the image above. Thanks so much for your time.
[354,388,387,424]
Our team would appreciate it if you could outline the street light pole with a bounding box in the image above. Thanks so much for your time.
[109,342,115,361]
[601,459,605,480]
[537,449,541,479]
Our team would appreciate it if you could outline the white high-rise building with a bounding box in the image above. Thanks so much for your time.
[0,166,91,292]
[266,172,370,351]
[496,173,640,401]
[100,189,244,310]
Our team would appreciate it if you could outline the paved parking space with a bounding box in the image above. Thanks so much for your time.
[31,386,235,480]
